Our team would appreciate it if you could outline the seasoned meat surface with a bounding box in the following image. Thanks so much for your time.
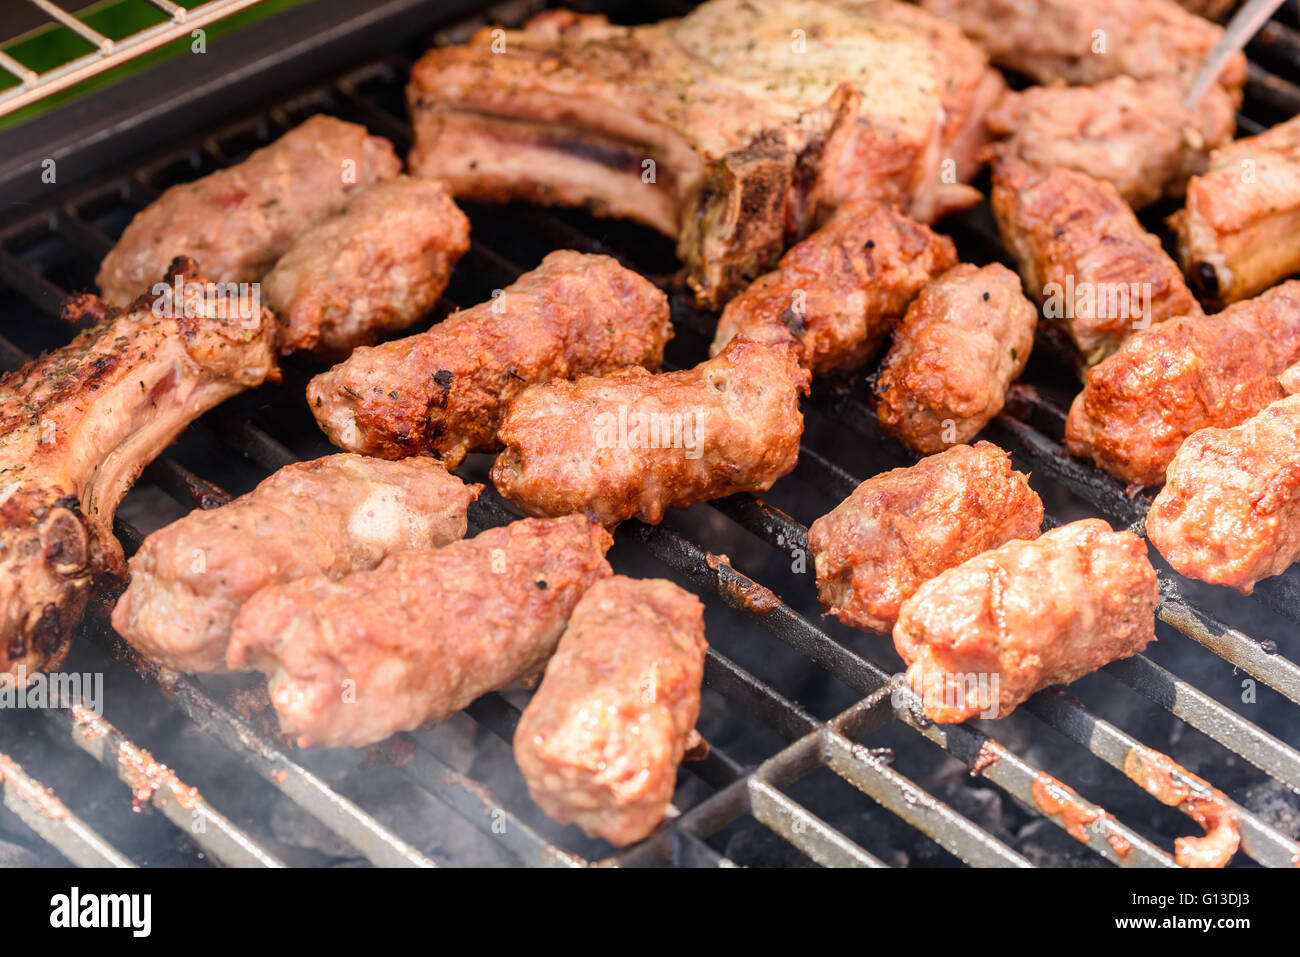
[96,116,400,307]
[1172,115,1300,308]
[263,176,470,356]
[227,515,613,749]
[112,455,481,674]
[709,202,957,374]
[991,152,1202,367]
[985,76,1236,209]
[875,263,1036,453]
[1065,280,1300,487]
[895,519,1158,723]
[408,0,1000,308]
[491,337,810,526]
[0,259,278,676]
[308,250,671,468]
[1147,395,1300,594]
[515,576,707,846]
[919,0,1246,93]
[808,442,1043,634]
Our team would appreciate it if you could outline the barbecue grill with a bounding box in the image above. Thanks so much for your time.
[1,0,1299,869]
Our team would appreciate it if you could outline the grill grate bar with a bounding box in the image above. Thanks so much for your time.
[401,731,583,868]
[886,695,1178,867]
[41,703,283,867]
[0,750,134,867]
[2,25,1299,867]
[1027,690,1300,867]
[92,625,437,868]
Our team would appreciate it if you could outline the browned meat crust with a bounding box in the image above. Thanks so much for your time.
[874,264,1036,453]
[895,518,1158,723]
[263,177,470,356]
[0,259,278,677]
[920,0,1246,95]
[991,152,1202,367]
[227,515,613,749]
[1147,395,1300,594]
[514,576,707,846]
[307,250,671,468]
[96,116,401,308]
[709,202,957,374]
[491,337,810,526]
[112,455,481,674]
[407,0,1000,308]
[1064,280,1300,487]
[808,442,1043,634]
[985,76,1236,209]
[1171,115,1300,309]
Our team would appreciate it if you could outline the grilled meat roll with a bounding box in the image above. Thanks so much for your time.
[112,455,481,674]
[263,176,470,356]
[985,76,1236,210]
[991,152,1202,368]
[895,519,1158,724]
[874,264,1036,454]
[491,336,809,526]
[0,259,278,677]
[709,202,957,374]
[808,442,1043,635]
[407,0,1001,308]
[1147,394,1300,594]
[515,576,707,846]
[308,250,671,468]
[227,515,613,749]
[1065,280,1300,488]
[97,116,401,307]
[1171,114,1300,309]
[919,0,1246,94]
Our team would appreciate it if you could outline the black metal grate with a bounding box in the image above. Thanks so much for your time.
[2,1,1300,868]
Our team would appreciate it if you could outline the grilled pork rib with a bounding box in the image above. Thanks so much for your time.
[96,115,401,308]
[1171,115,1300,308]
[407,0,1001,308]
[0,259,278,676]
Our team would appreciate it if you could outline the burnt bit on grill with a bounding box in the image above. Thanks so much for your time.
[1031,772,1101,844]
[683,728,709,762]
[705,552,781,614]
[1123,745,1240,868]
[970,739,1006,777]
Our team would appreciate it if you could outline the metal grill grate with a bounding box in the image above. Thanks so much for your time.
[1,2,1300,868]
[0,0,270,119]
